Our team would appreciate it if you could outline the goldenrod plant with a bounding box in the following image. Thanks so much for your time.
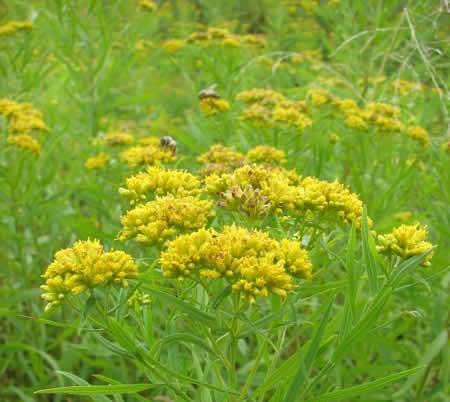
[0,1,448,401]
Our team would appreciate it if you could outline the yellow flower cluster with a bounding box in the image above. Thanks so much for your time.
[0,20,32,39]
[41,240,138,312]
[406,126,430,146]
[138,0,157,11]
[246,145,286,164]
[7,134,41,155]
[120,144,176,167]
[119,166,201,203]
[237,88,312,130]
[220,185,272,218]
[187,27,266,48]
[297,177,367,226]
[1,99,48,155]
[102,131,135,146]
[119,195,215,245]
[393,79,423,96]
[0,99,48,134]
[161,27,266,53]
[206,164,366,225]
[237,88,286,105]
[200,97,230,116]
[377,224,434,266]
[197,144,246,176]
[85,152,110,170]
[162,39,184,52]
[306,88,430,145]
[160,225,312,302]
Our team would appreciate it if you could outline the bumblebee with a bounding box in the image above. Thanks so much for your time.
[198,87,220,100]
[160,135,177,154]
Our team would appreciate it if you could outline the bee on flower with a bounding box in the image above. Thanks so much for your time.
[198,87,230,116]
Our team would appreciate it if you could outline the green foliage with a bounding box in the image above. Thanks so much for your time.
[0,1,448,401]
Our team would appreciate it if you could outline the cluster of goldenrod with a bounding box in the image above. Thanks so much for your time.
[0,99,48,155]
[197,144,287,176]
[102,131,135,146]
[160,225,312,303]
[393,79,424,96]
[377,224,434,266]
[237,88,312,130]
[206,164,366,226]
[0,20,32,39]
[200,97,231,116]
[0,99,48,134]
[246,145,286,164]
[306,88,430,145]
[138,0,157,11]
[119,144,176,167]
[41,240,138,311]
[188,27,266,48]
[160,27,266,53]
[119,195,215,245]
[119,166,201,203]
[7,134,41,155]
[85,152,110,170]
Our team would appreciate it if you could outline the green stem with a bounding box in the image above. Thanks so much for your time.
[229,294,240,395]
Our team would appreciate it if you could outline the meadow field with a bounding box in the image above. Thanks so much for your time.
[0,0,449,401]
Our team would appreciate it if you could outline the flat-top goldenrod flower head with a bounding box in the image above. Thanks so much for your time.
[41,240,138,312]
[345,114,367,130]
[247,145,286,165]
[119,166,201,203]
[232,254,292,302]
[374,116,404,132]
[7,134,41,155]
[237,88,286,105]
[0,99,47,134]
[272,105,313,130]
[162,39,185,52]
[240,34,267,47]
[102,131,134,146]
[308,88,334,105]
[138,136,161,146]
[393,79,423,96]
[138,0,157,11]
[365,102,401,118]
[198,144,246,175]
[220,185,272,218]
[0,20,33,38]
[160,225,312,303]
[85,152,109,170]
[200,97,230,116]
[406,126,430,146]
[206,164,302,214]
[377,223,434,266]
[119,195,215,245]
[333,98,359,113]
[240,103,273,128]
[198,144,246,165]
[120,144,176,167]
[297,177,368,227]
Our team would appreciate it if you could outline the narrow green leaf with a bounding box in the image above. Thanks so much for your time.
[361,206,378,293]
[35,384,155,395]
[303,366,424,402]
[283,297,334,402]
[150,332,218,358]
